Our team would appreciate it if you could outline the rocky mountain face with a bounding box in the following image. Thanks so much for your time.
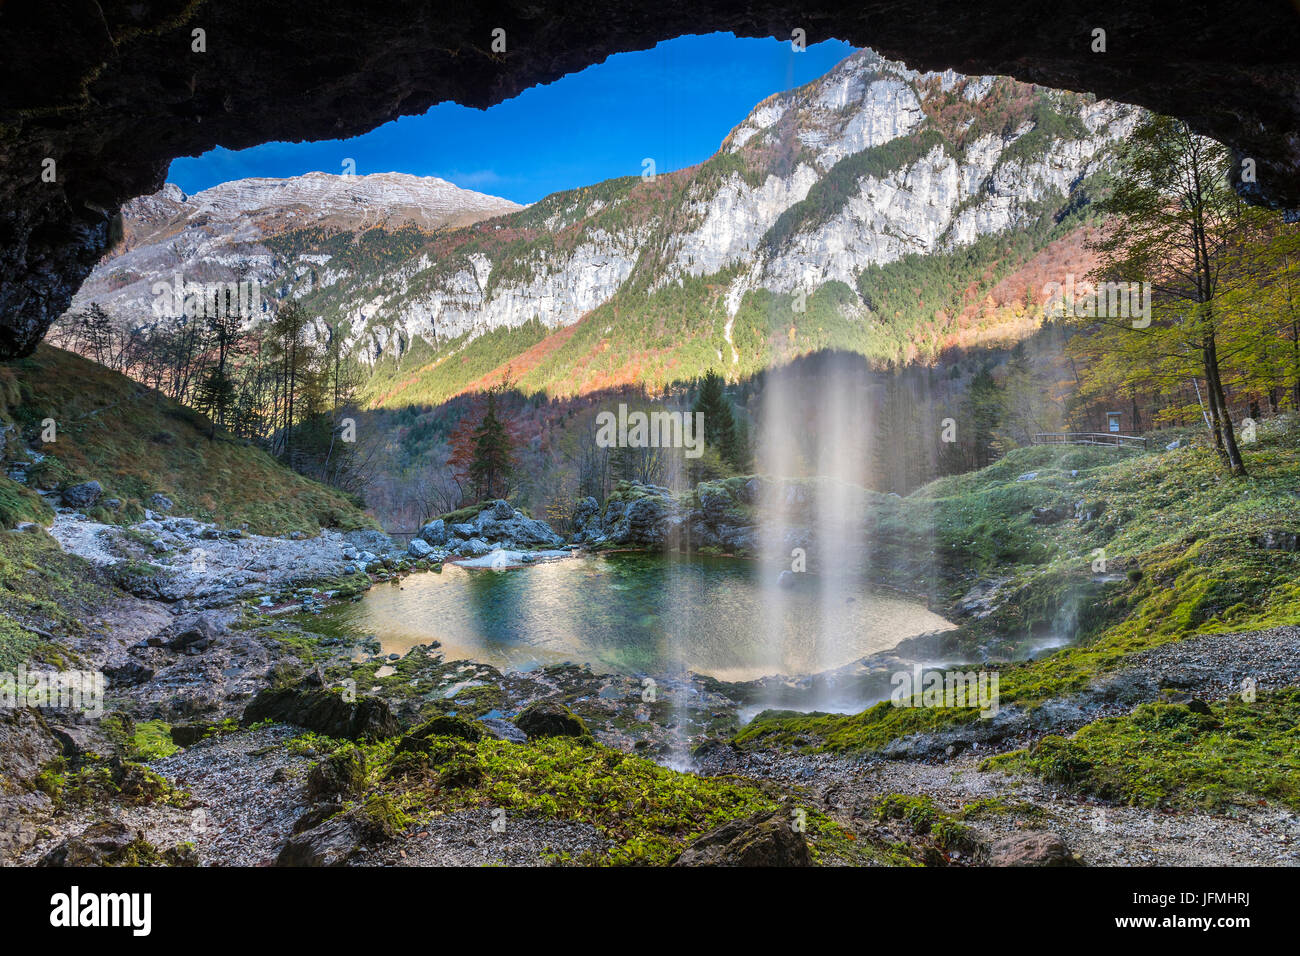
[69,49,1138,379]
[5,0,1297,363]
[66,173,522,326]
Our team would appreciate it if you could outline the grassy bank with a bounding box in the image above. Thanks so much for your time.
[985,691,1300,811]
[0,528,118,670]
[0,346,376,535]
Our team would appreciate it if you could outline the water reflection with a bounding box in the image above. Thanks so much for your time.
[339,553,953,682]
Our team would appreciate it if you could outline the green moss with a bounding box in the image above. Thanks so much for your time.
[984,691,1300,811]
[735,429,1300,756]
[398,714,484,748]
[40,754,187,810]
[362,732,861,866]
[0,528,113,670]
[128,720,180,761]
[872,794,980,857]
[0,475,51,527]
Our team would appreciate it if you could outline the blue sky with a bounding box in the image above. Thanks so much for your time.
[167,33,858,204]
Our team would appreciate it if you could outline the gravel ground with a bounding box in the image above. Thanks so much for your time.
[355,808,607,866]
[46,509,395,604]
[692,747,1300,866]
[150,723,314,866]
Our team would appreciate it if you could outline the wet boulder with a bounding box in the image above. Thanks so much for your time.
[277,798,404,866]
[479,717,527,743]
[276,813,367,867]
[407,537,435,559]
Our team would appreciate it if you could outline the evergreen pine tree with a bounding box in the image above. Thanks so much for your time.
[966,366,1004,467]
[467,387,515,501]
[692,371,746,471]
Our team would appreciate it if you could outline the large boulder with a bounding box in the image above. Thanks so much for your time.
[470,501,564,548]
[242,680,399,742]
[610,493,674,547]
[513,700,591,739]
[698,486,733,524]
[672,809,812,867]
[572,496,599,531]
[1255,529,1299,552]
[479,717,527,743]
[276,799,404,867]
[158,611,227,653]
[61,480,102,508]
[343,529,400,557]
[277,816,359,866]
[418,519,446,546]
[407,537,435,559]
[456,537,492,556]
[987,831,1076,867]
[39,821,140,866]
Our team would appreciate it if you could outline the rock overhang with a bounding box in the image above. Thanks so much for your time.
[1,0,1298,358]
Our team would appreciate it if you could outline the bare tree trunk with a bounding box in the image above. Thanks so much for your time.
[1204,333,1247,475]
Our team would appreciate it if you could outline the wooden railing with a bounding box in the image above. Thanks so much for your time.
[1032,432,1149,450]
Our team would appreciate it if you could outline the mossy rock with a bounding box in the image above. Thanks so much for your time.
[513,700,592,740]
[397,714,483,752]
[307,744,366,801]
[38,820,196,867]
[242,683,399,742]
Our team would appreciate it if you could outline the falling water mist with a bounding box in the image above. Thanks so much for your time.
[758,357,874,711]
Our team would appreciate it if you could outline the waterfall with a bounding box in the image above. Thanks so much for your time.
[757,357,872,709]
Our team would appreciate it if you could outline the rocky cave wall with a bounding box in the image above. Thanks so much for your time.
[2,0,1299,358]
